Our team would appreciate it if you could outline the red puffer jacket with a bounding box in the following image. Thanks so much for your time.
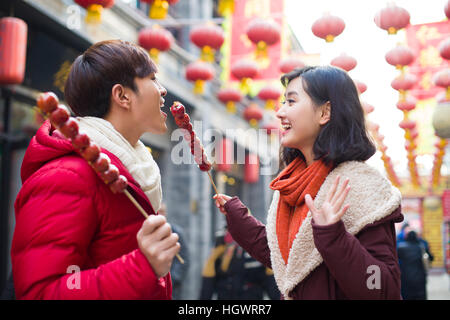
[11,121,172,299]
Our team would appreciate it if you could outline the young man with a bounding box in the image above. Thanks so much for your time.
[11,40,180,299]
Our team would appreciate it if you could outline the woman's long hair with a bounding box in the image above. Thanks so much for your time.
[279,66,376,168]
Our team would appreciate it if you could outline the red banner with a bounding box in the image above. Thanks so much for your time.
[443,189,450,221]
[229,0,284,82]
[406,21,450,100]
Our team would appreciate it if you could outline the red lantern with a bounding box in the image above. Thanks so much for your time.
[246,19,281,59]
[445,0,450,19]
[311,13,345,43]
[242,103,263,127]
[279,57,305,74]
[391,73,418,93]
[140,0,179,19]
[258,85,281,110]
[374,4,410,35]
[399,119,416,131]
[0,17,27,85]
[353,80,367,94]
[216,138,233,172]
[439,38,450,60]
[185,61,215,94]
[190,24,225,62]
[244,154,259,184]
[361,101,374,114]
[396,95,417,112]
[217,87,242,113]
[433,68,450,88]
[138,26,173,62]
[75,0,114,24]
[262,120,280,136]
[330,53,357,72]
[231,59,259,95]
[385,45,415,70]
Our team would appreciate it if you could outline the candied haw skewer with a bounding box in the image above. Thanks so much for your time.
[170,101,216,193]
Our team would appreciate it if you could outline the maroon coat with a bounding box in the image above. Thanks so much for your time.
[224,196,403,300]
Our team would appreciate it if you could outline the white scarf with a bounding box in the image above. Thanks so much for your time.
[76,116,162,213]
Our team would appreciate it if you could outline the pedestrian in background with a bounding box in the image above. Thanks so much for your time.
[398,229,433,300]
[214,66,404,300]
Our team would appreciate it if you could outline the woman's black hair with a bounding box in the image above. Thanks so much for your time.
[279,65,376,168]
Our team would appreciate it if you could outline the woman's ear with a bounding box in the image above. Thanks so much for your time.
[111,84,132,111]
[319,101,331,125]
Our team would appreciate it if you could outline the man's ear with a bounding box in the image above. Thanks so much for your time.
[319,101,331,125]
[111,84,132,111]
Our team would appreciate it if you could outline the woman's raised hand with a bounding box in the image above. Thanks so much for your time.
[213,194,232,215]
[305,176,351,226]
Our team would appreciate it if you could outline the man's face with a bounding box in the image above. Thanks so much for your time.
[131,73,168,135]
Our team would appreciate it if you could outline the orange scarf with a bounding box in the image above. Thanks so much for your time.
[270,157,333,264]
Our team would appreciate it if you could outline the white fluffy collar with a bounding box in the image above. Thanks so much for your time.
[266,161,402,299]
[77,117,162,212]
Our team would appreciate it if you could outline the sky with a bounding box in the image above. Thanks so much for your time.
[284,0,449,178]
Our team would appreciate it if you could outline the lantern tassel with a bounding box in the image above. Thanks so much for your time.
[85,4,103,25]
[226,101,236,114]
[150,0,169,20]
[149,48,160,63]
[193,80,205,94]
[201,46,215,63]
[239,78,251,95]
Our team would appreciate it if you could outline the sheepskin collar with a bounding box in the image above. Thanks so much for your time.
[266,161,402,299]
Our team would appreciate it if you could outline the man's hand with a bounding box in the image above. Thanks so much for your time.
[137,215,180,278]
[305,176,351,226]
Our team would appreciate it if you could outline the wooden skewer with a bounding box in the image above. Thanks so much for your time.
[207,170,219,195]
[124,189,184,265]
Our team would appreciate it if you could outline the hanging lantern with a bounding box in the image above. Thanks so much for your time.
[354,80,367,95]
[374,3,410,35]
[396,95,417,112]
[217,87,242,114]
[279,57,305,74]
[262,120,280,137]
[439,37,450,60]
[0,17,27,85]
[433,68,450,99]
[246,19,281,59]
[244,154,259,184]
[216,137,233,172]
[258,85,281,110]
[361,101,374,114]
[330,53,357,72]
[185,61,215,94]
[385,45,415,70]
[138,25,173,63]
[140,0,179,19]
[242,103,263,128]
[74,0,114,24]
[399,119,416,131]
[190,24,225,62]
[231,59,259,95]
[391,73,418,100]
[432,99,450,139]
[311,13,345,43]
[218,0,235,17]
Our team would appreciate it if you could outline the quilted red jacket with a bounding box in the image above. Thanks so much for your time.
[11,120,172,299]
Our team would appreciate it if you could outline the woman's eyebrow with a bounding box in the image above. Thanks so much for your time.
[285,91,298,97]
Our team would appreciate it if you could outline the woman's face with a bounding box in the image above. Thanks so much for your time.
[132,72,168,135]
[276,77,324,150]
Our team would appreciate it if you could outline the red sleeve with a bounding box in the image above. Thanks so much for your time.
[312,208,402,300]
[224,197,272,269]
[12,167,169,300]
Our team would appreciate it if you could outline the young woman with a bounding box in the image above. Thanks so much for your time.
[214,66,404,300]
[11,40,180,299]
